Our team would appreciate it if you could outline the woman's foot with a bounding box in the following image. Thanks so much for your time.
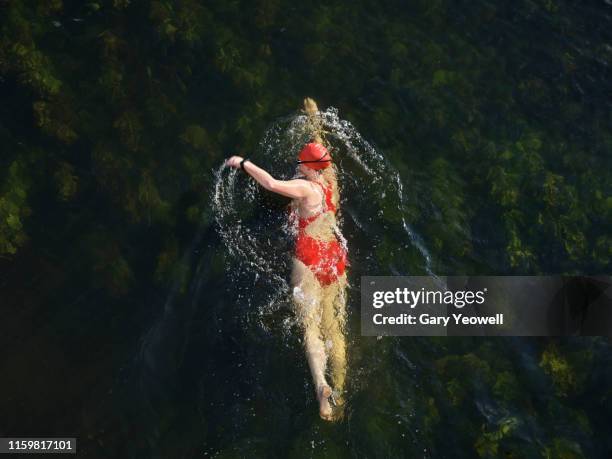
[317,384,333,421]
[331,389,344,407]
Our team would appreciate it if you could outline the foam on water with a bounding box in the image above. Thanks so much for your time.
[213,106,437,330]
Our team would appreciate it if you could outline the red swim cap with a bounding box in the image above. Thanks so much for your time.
[297,142,332,170]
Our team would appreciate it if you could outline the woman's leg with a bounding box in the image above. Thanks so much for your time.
[320,273,348,405]
[291,258,333,419]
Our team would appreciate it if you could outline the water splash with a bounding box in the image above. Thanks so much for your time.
[317,107,435,277]
[213,106,437,328]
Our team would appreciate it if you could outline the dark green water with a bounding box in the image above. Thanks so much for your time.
[1,1,611,458]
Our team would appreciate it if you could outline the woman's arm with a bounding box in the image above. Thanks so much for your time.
[226,155,310,199]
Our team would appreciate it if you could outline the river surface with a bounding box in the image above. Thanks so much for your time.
[0,1,611,458]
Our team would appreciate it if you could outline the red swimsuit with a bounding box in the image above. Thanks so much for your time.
[292,181,347,286]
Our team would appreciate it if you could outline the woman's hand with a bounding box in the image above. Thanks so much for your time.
[224,154,309,199]
[226,155,244,169]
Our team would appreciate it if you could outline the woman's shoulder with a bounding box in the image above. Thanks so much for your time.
[288,178,323,201]
[286,178,314,191]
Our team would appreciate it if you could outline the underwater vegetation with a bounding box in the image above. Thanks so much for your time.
[0,0,610,457]
[1,0,609,274]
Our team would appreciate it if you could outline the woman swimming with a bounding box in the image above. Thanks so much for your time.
[225,98,348,421]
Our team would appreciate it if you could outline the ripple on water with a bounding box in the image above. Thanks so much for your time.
[213,106,435,333]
